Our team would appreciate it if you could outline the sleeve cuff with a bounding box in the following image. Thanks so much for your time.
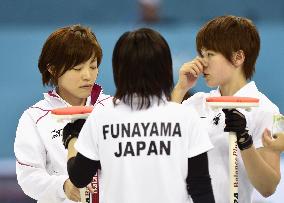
[75,140,97,161]
[188,144,214,158]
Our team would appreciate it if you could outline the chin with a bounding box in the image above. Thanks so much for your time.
[205,81,218,88]
[79,92,91,99]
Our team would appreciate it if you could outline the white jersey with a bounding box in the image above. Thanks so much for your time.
[182,81,279,203]
[14,86,111,203]
[75,96,213,203]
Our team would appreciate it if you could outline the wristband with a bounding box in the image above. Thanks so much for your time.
[62,119,86,149]
[236,130,253,150]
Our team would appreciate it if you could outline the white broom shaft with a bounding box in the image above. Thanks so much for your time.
[79,173,99,203]
[206,97,259,203]
[80,188,89,203]
[229,132,238,203]
[51,108,97,203]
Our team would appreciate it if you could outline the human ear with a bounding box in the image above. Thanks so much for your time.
[232,50,245,66]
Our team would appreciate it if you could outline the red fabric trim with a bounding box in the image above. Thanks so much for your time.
[16,159,35,168]
[91,172,99,203]
[35,111,50,124]
[48,90,59,98]
[91,84,102,105]
[29,107,51,124]
[30,106,51,112]
[96,96,112,106]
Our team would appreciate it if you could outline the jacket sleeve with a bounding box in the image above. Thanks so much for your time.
[187,152,215,203]
[14,111,68,202]
[67,153,100,188]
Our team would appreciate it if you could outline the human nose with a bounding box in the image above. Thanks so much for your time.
[81,66,91,80]
[199,57,208,68]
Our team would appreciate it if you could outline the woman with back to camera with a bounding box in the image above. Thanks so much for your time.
[63,28,215,203]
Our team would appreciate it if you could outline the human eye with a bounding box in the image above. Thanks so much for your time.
[90,64,98,70]
[207,52,215,57]
[72,65,82,71]
[90,60,98,69]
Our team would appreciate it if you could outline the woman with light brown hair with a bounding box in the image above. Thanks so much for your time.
[14,24,111,203]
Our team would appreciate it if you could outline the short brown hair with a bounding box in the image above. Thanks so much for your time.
[38,24,102,86]
[112,28,173,109]
[196,15,260,80]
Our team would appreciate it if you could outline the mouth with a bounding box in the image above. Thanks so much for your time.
[80,84,93,89]
[203,73,209,78]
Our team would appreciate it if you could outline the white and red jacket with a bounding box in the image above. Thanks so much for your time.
[14,84,112,203]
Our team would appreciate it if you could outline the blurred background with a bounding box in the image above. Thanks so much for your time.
[0,0,283,202]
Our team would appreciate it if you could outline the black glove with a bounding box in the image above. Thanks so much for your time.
[222,109,253,150]
[62,119,86,149]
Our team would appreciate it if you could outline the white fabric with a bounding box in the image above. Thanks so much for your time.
[14,89,111,203]
[75,97,213,203]
[182,81,279,203]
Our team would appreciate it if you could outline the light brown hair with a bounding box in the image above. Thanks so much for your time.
[38,24,102,86]
[196,15,260,80]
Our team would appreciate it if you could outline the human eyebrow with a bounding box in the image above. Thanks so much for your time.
[207,50,216,56]
[200,49,207,57]
[200,50,206,57]
[91,57,97,63]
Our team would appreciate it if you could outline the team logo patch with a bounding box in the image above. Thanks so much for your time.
[51,129,63,139]
[213,113,221,125]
